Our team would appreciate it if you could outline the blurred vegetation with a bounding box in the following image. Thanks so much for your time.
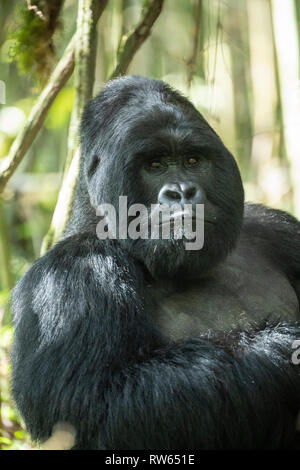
[9,0,64,85]
[0,0,300,450]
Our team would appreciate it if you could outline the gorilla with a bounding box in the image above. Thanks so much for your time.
[11,75,300,449]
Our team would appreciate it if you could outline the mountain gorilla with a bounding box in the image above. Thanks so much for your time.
[12,75,300,449]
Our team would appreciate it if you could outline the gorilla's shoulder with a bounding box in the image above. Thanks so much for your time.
[12,234,142,314]
[39,233,118,264]
[243,202,300,230]
[241,203,300,275]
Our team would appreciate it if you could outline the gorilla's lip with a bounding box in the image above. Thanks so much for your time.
[156,215,215,226]
[152,209,196,220]
[147,207,217,226]
[157,218,215,227]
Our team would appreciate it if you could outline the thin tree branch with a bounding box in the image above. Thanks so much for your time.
[0,200,13,292]
[186,0,202,90]
[26,0,46,21]
[110,0,164,79]
[0,34,76,194]
[0,198,13,326]
[67,0,108,169]
[40,148,81,254]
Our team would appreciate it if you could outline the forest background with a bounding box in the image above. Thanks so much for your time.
[0,0,299,449]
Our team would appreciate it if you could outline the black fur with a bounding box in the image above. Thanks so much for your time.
[11,76,300,449]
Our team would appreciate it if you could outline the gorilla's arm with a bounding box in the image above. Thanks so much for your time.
[12,233,300,449]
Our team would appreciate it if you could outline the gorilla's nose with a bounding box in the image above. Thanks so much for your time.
[158,182,206,207]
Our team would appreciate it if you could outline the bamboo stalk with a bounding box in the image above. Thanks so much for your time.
[109,0,164,79]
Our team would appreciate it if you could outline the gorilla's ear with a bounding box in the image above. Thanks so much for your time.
[87,154,101,179]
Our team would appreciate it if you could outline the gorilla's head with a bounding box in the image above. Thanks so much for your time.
[76,75,244,280]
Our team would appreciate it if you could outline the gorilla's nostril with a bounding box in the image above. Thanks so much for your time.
[158,182,206,206]
[184,187,196,200]
[165,190,181,201]
[158,186,183,206]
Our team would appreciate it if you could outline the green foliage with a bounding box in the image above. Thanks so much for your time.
[9,0,64,85]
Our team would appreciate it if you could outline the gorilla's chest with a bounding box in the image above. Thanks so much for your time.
[150,248,299,340]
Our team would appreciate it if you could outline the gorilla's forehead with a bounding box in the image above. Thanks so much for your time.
[117,107,221,155]
[118,99,209,131]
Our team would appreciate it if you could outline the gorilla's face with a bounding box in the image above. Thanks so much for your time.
[81,76,244,281]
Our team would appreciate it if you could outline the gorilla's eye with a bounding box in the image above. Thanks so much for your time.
[149,161,162,169]
[187,157,198,166]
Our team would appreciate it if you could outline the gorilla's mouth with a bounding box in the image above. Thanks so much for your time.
[157,215,215,225]
[150,205,205,225]
[156,214,217,231]
[157,217,203,233]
